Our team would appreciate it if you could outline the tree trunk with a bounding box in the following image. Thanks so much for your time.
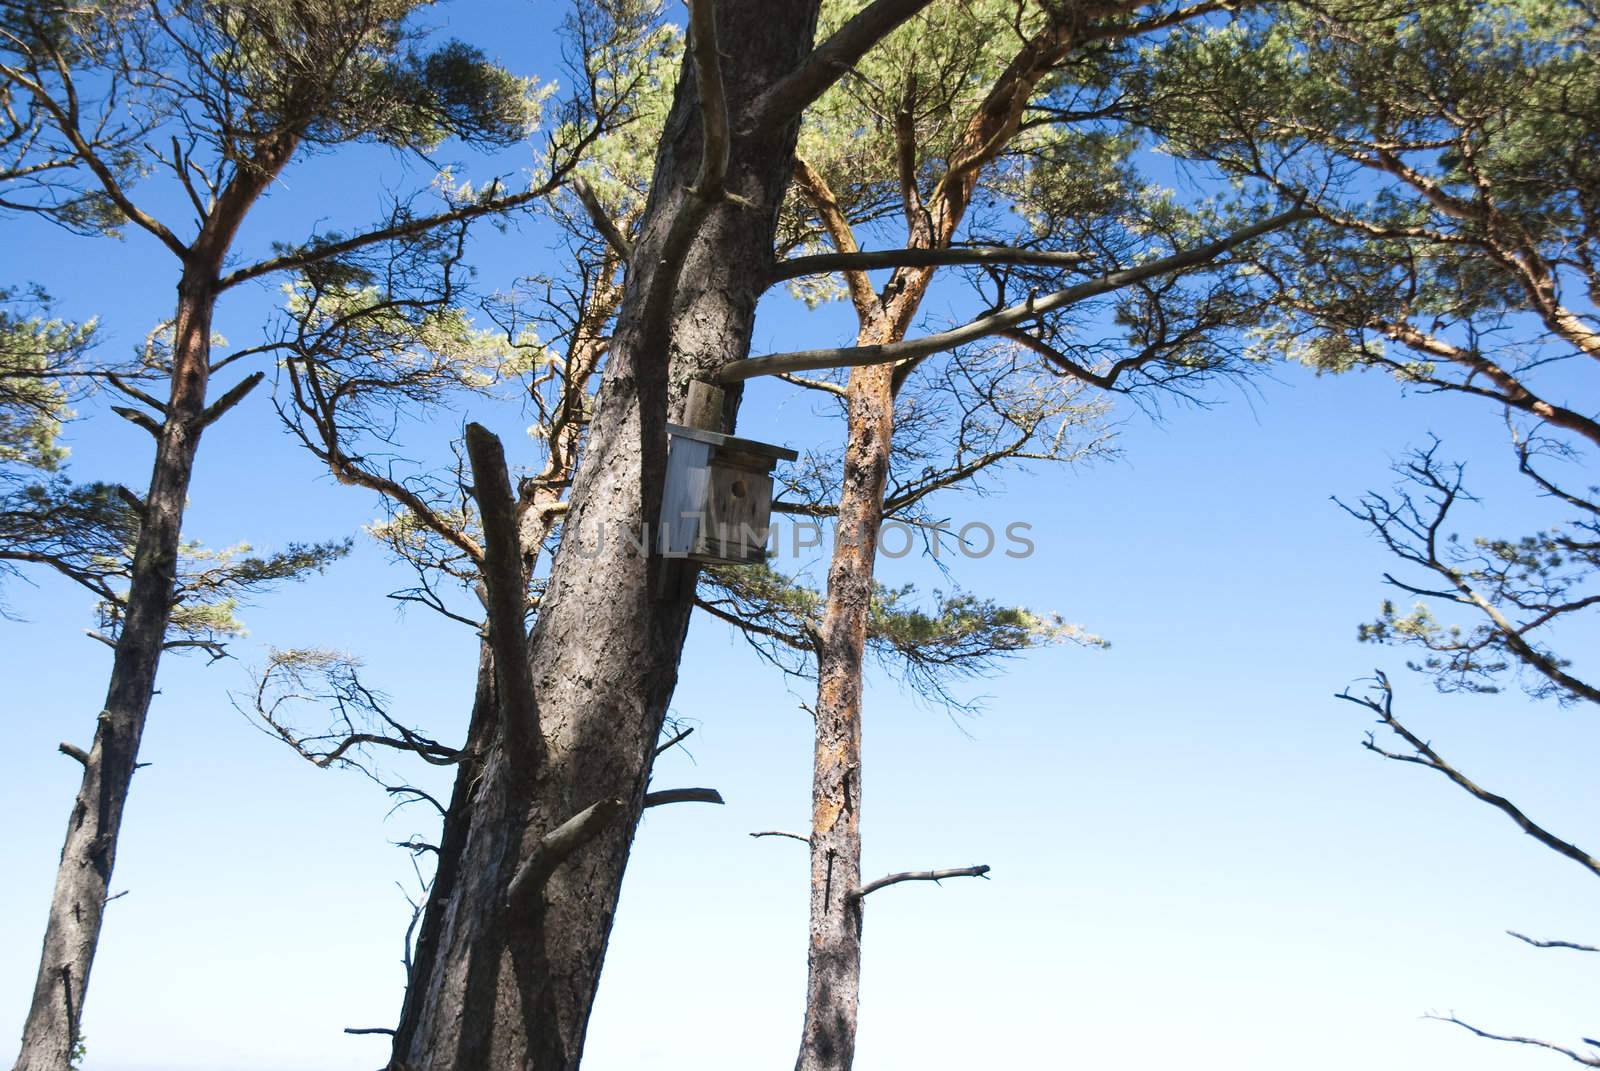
[796,361,896,1071]
[790,175,944,1063]
[13,272,218,1071]
[389,5,824,1068]
[14,130,291,1066]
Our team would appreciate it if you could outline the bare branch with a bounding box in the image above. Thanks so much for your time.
[105,373,167,415]
[191,371,264,432]
[386,785,446,818]
[750,830,811,845]
[776,372,848,398]
[1339,672,1600,879]
[505,797,627,907]
[464,423,540,767]
[1430,1015,1600,1066]
[110,406,160,437]
[852,864,991,900]
[1507,931,1600,954]
[642,787,724,807]
[57,742,88,765]
[685,0,730,201]
[719,208,1311,382]
[570,176,633,262]
[768,246,1090,284]
[744,0,936,135]
[654,726,695,756]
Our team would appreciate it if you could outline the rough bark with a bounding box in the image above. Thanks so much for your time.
[790,15,1082,1060]
[797,361,894,1071]
[14,140,292,1071]
[387,5,826,1067]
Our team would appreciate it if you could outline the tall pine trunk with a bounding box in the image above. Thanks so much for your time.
[14,271,218,1071]
[14,139,289,1069]
[796,361,895,1071]
[389,5,823,1067]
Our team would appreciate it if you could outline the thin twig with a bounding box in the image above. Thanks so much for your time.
[750,830,811,845]
[1507,931,1600,954]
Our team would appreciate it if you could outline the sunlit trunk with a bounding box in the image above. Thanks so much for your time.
[795,361,895,1071]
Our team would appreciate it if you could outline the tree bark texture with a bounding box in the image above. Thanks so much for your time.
[796,360,895,1071]
[389,5,825,1068]
[791,17,1081,1063]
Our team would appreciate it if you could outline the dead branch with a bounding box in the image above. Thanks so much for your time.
[191,370,264,432]
[218,181,548,290]
[768,246,1090,284]
[744,0,937,135]
[642,787,724,808]
[385,786,447,818]
[110,406,161,437]
[1339,671,1600,879]
[464,423,541,768]
[506,797,627,907]
[1507,931,1600,954]
[685,0,729,201]
[719,208,1311,382]
[852,864,991,900]
[654,726,695,756]
[571,176,633,262]
[750,830,811,845]
[1431,1015,1600,1067]
[104,373,167,415]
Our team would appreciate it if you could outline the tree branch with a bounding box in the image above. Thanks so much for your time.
[1507,931,1600,954]
[654,726,695,756]
[743,0,937,135]
[7,47,189,259]
[464,423,541,768]
[685,0,730,201]
[1430,1015,1600,1067]
[1339,672,1600,879]
[768,246,1090,285]
[852,864,991,900]
[642,787,724,807]
[505,796,627,907]
[570,176,633,262]
[191,371,264,432]
[110,406,161,437]
[719,208,1311,382]
[217,184,546,290]
[750,830,811,844]
[791,155,877,322]
[105,373,167,415]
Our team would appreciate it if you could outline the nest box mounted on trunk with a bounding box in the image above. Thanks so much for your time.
[661,423,798,566]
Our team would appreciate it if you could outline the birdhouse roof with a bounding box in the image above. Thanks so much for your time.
[666,423,799,462]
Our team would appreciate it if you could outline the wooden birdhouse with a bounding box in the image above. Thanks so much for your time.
[660,423,798,566]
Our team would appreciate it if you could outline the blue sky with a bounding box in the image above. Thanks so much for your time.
[4,3,1598,1069]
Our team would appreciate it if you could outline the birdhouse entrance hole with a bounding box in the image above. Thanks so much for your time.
[660,423,798,566]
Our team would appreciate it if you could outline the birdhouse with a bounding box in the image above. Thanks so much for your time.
[660,423,798,566]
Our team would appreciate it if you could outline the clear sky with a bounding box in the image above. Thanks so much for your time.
[3,4,1597,1070]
